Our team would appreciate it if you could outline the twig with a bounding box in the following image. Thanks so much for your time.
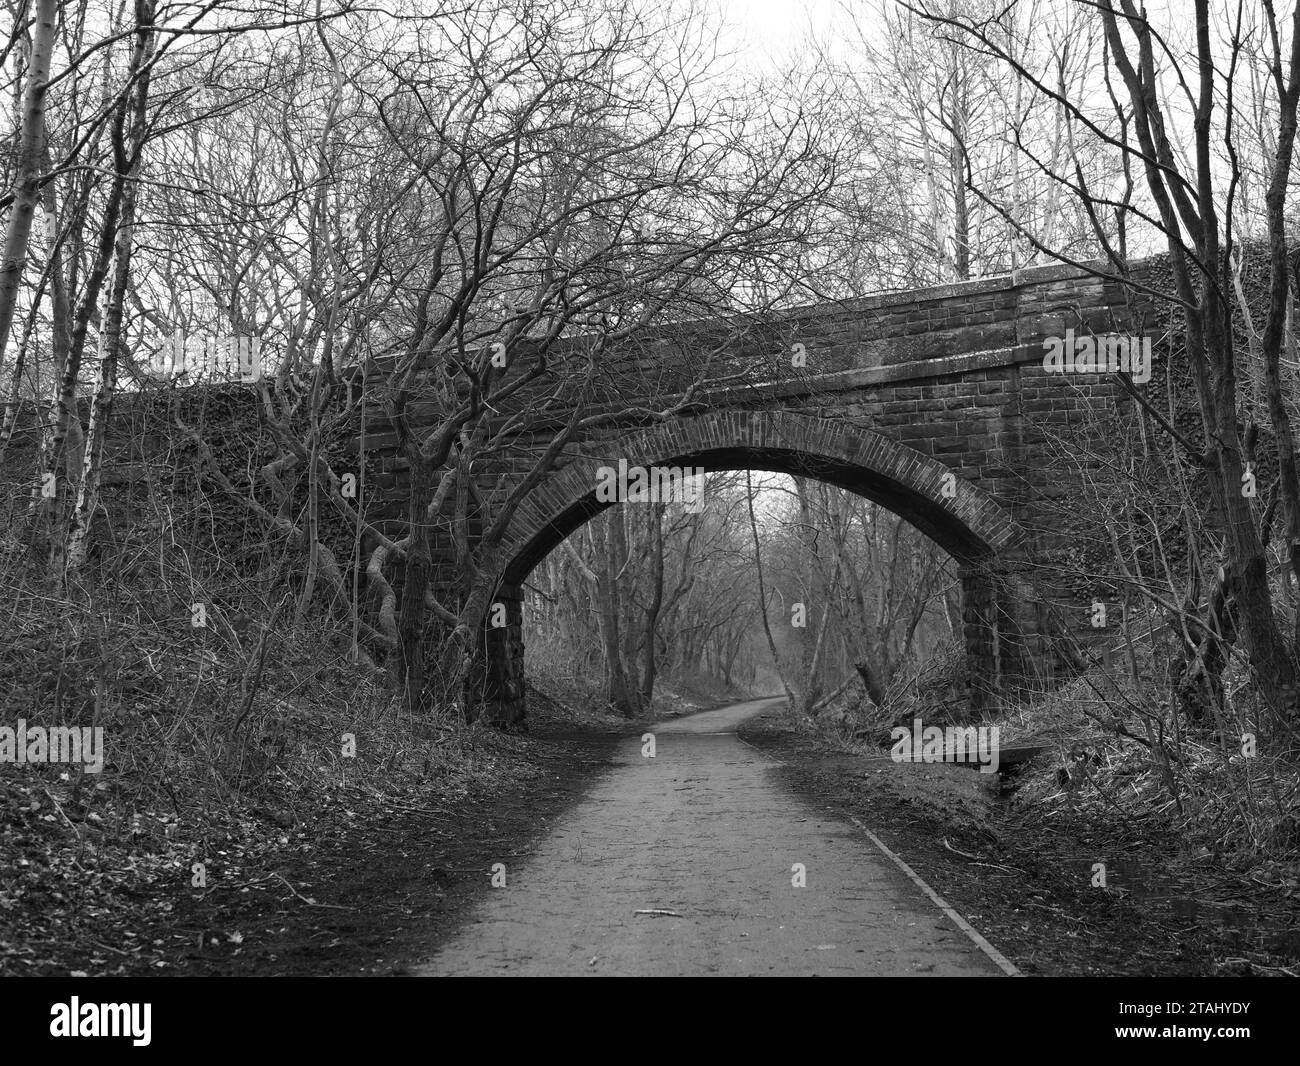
[272,873,354,910]
[40,786,81,843]
[88,938,133,957]
[942,837,984,861]
[380,803,454,818]
[942,836,1022,873]
[1019,901,1086,923]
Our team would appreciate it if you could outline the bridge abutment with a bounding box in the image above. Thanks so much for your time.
[465,584,527,730]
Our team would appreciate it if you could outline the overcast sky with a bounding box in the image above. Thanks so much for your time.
[712,0,849,72]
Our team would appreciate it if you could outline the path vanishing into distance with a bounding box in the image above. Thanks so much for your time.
[416,698,1015,977]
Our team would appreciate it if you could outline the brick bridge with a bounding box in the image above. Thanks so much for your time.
[356,260,1155,727]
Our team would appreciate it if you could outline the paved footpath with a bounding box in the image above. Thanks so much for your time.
[416,698,1006,976]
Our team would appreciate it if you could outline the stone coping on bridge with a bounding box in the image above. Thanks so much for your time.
[698,343,1055,403]
[821,258,1111,315]
[574,257,1120,337]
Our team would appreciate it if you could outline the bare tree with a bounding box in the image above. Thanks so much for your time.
[911,0,1300,726]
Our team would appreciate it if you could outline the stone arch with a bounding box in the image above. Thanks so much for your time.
[480,411,1035,727]
[501,411,1021,577]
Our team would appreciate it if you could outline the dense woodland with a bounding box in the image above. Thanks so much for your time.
[1,0,1300,976]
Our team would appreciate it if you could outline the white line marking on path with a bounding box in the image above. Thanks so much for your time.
[849,815,1022,977]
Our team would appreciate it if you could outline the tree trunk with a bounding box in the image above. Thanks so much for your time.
[595,512,638,716]
[638,502,665,707]
[66,5,156,573]
[0,0,57,373]
[746,471,794,705]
